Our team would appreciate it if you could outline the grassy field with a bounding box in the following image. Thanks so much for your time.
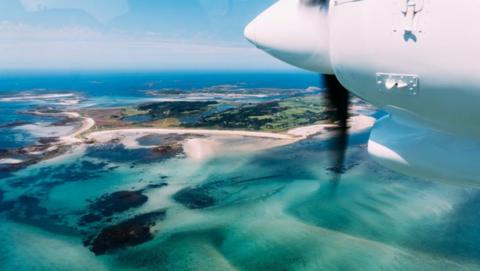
[82,95,337,132]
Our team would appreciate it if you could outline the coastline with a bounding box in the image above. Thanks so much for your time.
[82,114,374,161]
[1,107,376,168]
[59,112,95,144]
[83,115,375,143]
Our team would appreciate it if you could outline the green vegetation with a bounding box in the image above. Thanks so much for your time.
[130,96,327,132]
[87,95,333,132]
[122,107,148,117]
[191,96,328,132]
[138,101,218,118]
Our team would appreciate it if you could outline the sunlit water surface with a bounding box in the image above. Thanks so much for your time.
[1,134,479,270]
[0,73,479,271]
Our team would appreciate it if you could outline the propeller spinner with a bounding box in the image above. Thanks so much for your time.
[244,0,350,179]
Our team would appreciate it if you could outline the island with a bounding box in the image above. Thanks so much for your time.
[0,86,376,174]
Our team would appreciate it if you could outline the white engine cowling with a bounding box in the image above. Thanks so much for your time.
[244,0,333,74]
[245,0,480,186]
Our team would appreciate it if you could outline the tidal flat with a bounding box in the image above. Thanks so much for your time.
[0,73,479,271]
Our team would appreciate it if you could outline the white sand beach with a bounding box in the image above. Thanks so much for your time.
[59,113,95,144]
[287,115,376,139]
[0,158,24,165]
[81,115,376,161]
[16,108,375,164]
[85,127,298,160]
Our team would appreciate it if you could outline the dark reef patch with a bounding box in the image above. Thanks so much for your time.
[49,161,107,183]
[16,195,48,218]
[88,190,149,218]
[80,160,110,171]
[173,175,284,210]
[79,181,170,227]
[173,187,216,209]
[86,143,183,164]
[4,193,79,236]
[85,210,166,255]
[0,144,70,174]
[136,133,190,146]
[151,143,183,157]
[80,213,103,225]
[146,182,168,190]
[6,159,111,191]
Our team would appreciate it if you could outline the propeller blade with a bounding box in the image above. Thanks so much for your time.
[322,74,350,179]
[302,0,329,8]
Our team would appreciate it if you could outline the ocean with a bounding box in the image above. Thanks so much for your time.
[0,72,479,271]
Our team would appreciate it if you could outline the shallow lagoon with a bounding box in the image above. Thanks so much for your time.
[0,73,479,270]
[1,131,479,271]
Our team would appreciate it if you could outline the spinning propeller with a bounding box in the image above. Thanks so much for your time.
[245,0,350,179]
[323,74,350,177]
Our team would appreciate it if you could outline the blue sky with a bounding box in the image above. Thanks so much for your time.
[0,0,294,71]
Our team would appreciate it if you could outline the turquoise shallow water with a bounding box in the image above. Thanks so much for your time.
[0,72,479,270]
[0,133,479,271]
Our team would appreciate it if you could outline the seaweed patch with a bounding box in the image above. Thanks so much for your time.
[86,143,184,164]
[173,187,216,209]
[80,190,149,226]
[85,210,166,255]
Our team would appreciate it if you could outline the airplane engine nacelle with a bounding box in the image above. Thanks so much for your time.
[246,0,480,186]
[329,0,480,138]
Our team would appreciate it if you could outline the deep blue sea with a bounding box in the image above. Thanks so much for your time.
[0,72,479,271]
[0,71,319,97]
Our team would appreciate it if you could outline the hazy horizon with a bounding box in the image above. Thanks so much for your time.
[0,0,297,71]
